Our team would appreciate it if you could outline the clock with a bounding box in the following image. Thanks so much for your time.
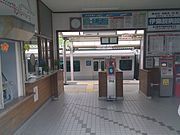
[70,17,81,30]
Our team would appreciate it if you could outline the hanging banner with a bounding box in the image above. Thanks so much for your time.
[148,10,180,31]
[82,11,146,30]
[0,0,37,26]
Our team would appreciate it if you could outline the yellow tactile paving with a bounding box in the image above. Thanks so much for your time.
[66,81,98,93]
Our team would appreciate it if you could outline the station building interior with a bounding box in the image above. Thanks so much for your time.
[0,0,180,135]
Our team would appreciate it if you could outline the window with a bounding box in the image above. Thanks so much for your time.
[93,61,99,71]
[101,61,105,71]
[74,60,80,72]
[60,60,80,72]
[119,60,132,71]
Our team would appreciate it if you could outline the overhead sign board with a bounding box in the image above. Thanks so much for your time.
[82,12,146,30]
[148,10,180,31]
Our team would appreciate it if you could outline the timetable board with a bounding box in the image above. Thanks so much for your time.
[82,11,147,30]
[146,33,180,56]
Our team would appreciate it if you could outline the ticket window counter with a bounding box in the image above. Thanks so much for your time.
[0,40,24,109]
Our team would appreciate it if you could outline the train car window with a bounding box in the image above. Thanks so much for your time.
[119,60,132,71]
[59,61,63,69]
[67,61,70,72]
[101,61,105,71]
[93,61,99,71]
[63,60,80,72]
[74,60,80,72]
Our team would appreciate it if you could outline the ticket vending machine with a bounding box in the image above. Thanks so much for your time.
[106,57,116,100]
[174,54,180,97]
[159,56,174,97]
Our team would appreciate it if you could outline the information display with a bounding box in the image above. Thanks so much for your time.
[146,33,180,56]
[82,11,147,30]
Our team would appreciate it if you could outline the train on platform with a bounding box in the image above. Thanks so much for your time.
[59,49,140,80]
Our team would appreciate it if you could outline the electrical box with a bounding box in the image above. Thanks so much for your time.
[159,56,174,97]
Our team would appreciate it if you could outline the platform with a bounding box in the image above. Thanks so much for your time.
[15,81,180,135]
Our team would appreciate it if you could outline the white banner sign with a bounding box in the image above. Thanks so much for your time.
[148,10,180,31]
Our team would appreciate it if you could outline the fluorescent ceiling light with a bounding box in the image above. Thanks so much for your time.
[62,32,79,36]
[117,30,135,35]
[136,30,144,34]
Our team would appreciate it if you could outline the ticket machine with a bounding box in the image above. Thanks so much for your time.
[159,56,174,97]
[106,57,116,100]
[174,54,180,97]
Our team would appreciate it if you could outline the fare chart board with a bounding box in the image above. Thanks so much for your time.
[82,12,147,30]
[147,33,180,56]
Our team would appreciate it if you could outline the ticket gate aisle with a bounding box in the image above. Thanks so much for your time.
[106,57,116,100]
[159,56,174,97]
[174,54,180,97]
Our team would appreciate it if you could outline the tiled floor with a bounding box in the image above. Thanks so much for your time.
[15,81,180,135]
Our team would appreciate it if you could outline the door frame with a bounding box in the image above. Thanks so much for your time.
[0,54,4,109]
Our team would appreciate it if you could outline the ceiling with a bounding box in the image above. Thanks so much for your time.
[41,0,180,12]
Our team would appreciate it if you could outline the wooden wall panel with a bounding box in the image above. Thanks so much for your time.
[116,71,123,97]
[99,72,107,97]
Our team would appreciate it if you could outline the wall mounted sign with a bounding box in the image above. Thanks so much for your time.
[146,32,180,56]
[82,11,146,30]
[101,37,118,45]
[86,60,91,66]
[0,42,9,53]
[148,10,180,31]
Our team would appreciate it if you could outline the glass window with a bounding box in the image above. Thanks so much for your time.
[119,60,132,71]
[101,61,105,71]
[60,60,80,72]
[74,60,80,72]
[93,61,99,71]
[66,61,70,72]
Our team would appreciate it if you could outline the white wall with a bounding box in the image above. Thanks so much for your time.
[52,13,81,58]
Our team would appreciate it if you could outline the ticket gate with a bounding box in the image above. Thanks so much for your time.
[159,56,174,97]
[174,54,180,97]
[106,57,116,100]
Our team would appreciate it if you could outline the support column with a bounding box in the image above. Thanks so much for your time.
[140,38,144,69]
[63,40,67,84]
[70,43,74,81]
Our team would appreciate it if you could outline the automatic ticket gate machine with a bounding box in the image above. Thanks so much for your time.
[174,54,180,97]
[106,57,116,100]
[159,56,174,97]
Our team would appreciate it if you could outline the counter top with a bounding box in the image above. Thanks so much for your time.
[25,70,59,84]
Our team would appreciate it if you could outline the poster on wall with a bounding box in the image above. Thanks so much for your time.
[82,11,146,30]
[0,0,37,27]
[146,32,180,56]
[148,10,180,31]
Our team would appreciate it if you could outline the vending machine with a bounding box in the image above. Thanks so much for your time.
[159,56,174,97]
[174,54,180,97]
[106,57,116,100]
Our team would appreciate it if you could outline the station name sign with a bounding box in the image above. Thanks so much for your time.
[148,10,180,31]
